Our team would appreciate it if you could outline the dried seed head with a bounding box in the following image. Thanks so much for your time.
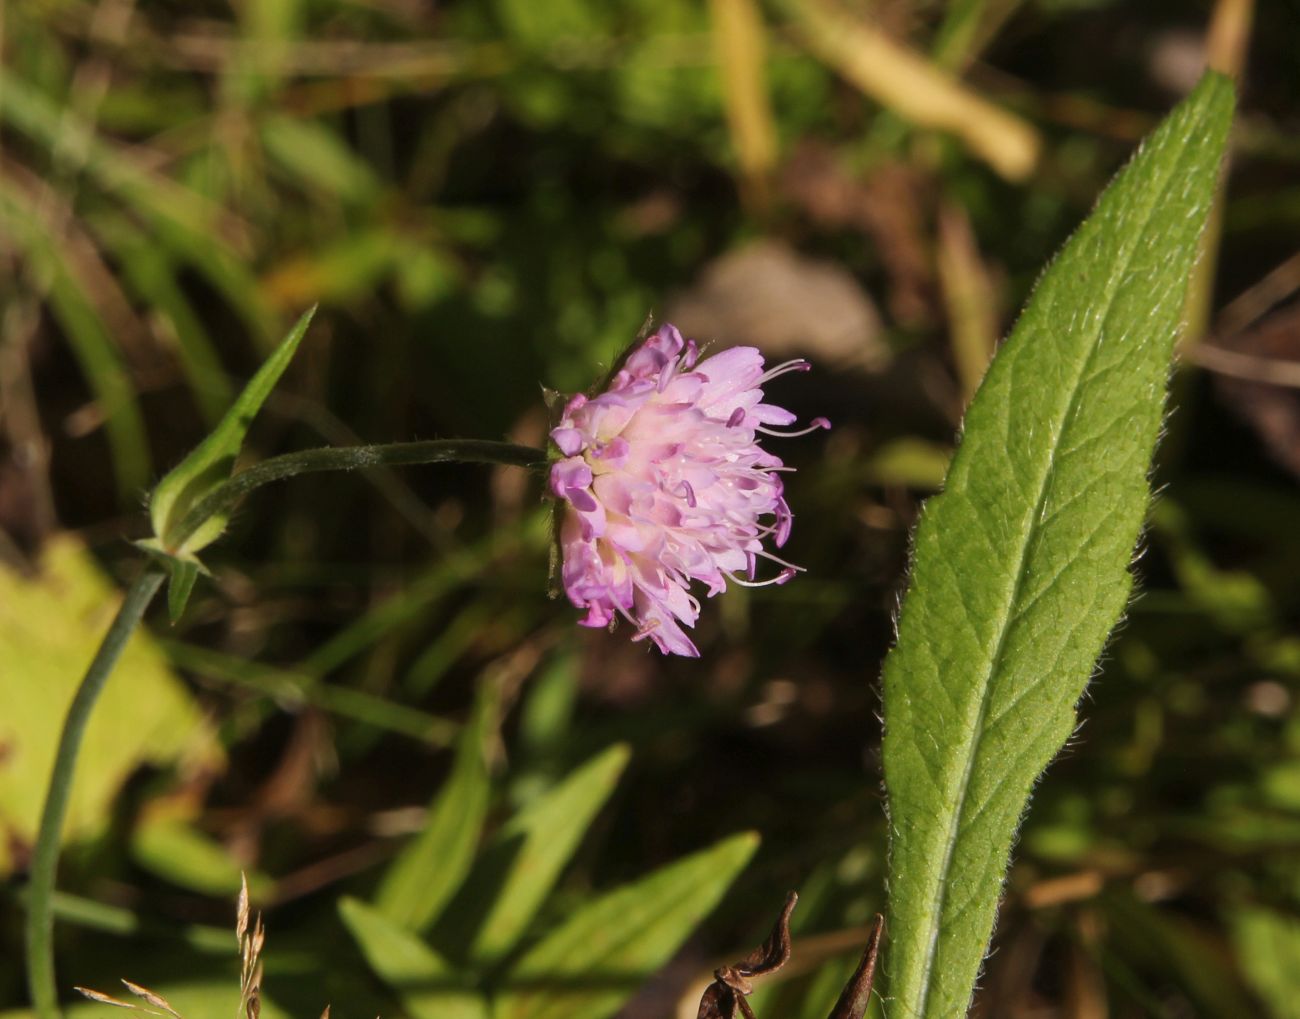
[76,988,135,1009]
[236,873,250,944]
[121,981,182,1019]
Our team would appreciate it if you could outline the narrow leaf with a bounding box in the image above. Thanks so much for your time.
[880,74,1234,1018]
[338,898,489,1019]
[93,211,233,423]
[467,743,631,962]
[1231,904,1300,1019]
[166,560,199,624]
[149,305,316,555]
[495,831,759,1019]
[775,0,1040,181]
[0,183,151,500]
[375,681,496,931]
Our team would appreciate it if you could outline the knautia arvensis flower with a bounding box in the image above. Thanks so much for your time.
[548,323,828,657]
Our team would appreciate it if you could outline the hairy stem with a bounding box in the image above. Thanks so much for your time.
[26,438,546,1018]
[25,569,165,1019]
[171,439,548,550]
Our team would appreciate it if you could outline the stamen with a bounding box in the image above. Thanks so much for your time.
[757,417,831,439]
[725,567,799,589]
[758,359,811,385]
[754,548,804,573]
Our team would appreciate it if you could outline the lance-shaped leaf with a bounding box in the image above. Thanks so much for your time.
[464,743,630,962]
[339,898,489,1019]
[141,306,315,621]
[495,831,758,1019]
[375,680,496,932]
[880,74,1233,1018]
[147,305,316,559]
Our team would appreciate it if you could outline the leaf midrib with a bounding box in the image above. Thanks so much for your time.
[907,108,1209,1018]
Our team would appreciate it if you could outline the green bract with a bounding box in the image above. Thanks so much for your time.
[880,73,1234,1018]
[141,306,315,619]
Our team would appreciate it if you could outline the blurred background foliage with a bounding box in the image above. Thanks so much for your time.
[2,0,1300,1016]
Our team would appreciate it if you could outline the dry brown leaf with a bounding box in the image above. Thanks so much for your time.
[667,241,887,373]
[1212,305,1300,477]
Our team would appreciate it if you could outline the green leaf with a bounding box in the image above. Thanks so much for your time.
[1231,905,1300,1019]
[130,816,269,897]
[148,305,316,557]
[0,537,221,876]
[375,681,496,932]
[0,68,276,352]
[92,211,233,424]
[0,182,151,501]
[260,114,383,206]
[1106,894,1254,1017]
[879,73,1233,1019]
[466,743,630,962]
[338,898,489,1019]
[494,831,759,1019]
[165,559,200,624]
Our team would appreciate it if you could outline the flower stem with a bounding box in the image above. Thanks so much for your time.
[26,438,545,1018]
[171,439,548,550]
[25,569,165,1019]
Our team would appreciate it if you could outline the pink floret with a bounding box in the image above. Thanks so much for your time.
[549,324,827,657]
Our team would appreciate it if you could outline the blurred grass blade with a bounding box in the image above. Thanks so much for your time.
[862,439,951,490]
[931,0,1025,71]
[162,640,458,744]
[0,70,219,237]
[495,831,758,1019]
[131,816,265,898]
[936,201,998,404]
[0,185,150,500]
[709,0,778,205]
[1231,905,1300,1019]
[300,511,548,679]
[228,0,304,106]
[1182,0,1254,347]
[467,743,630,963]
[92,213,233,423]
[339,898,489,1019]
[0,68,276,350]
[46,274,151,500]
[260,114,383,206]
[376,680,496,931]
[1107,894,1253,1017]
[775,0,1040,181]
[880,74,1233,1019]
[22,889,231,953]
[148,305,315,557]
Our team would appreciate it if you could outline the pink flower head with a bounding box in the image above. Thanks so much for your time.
[548,324,829,657]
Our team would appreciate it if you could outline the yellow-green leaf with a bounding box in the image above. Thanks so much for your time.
[339,898,489,1019]
[0,537,222,875]
[494,831,758,1019]
[468,743,630,962]
[375,680,496,932]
